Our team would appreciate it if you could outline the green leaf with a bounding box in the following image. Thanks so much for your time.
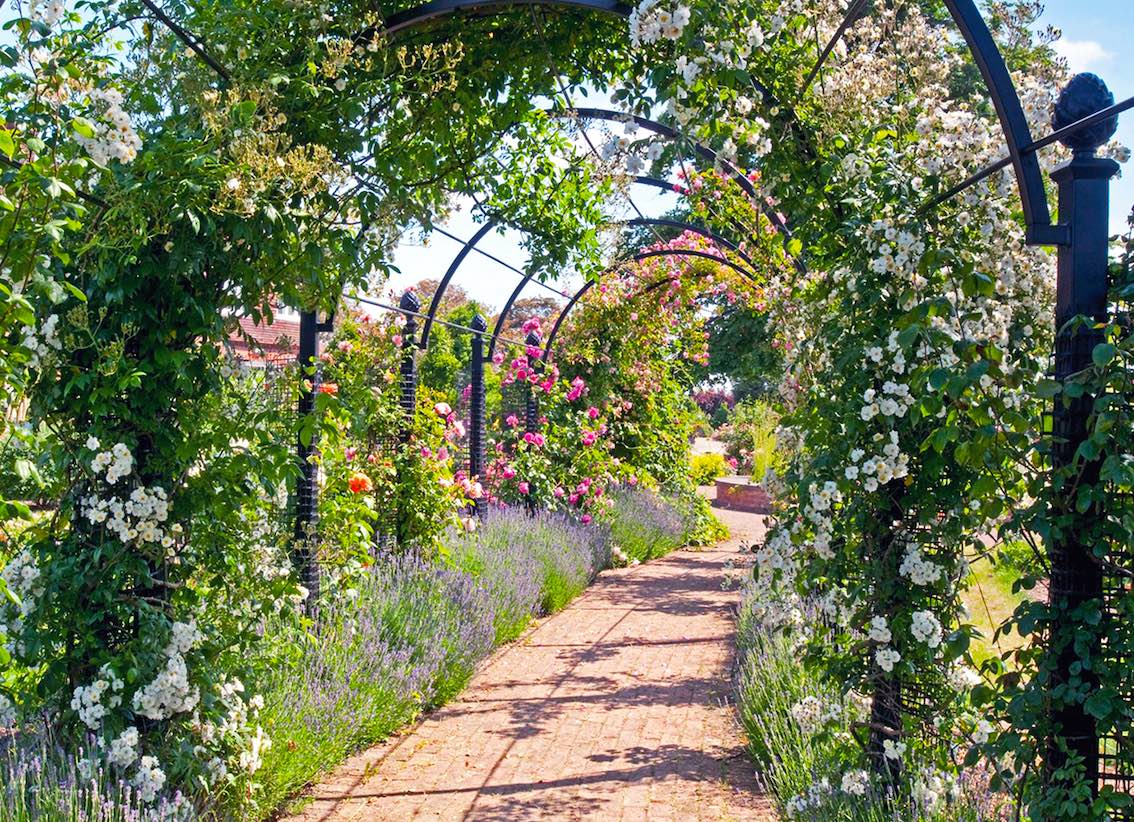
[1092,343,1116,368]
[71,117,97,139]
[0,128,14,159]
[231,100,257,124]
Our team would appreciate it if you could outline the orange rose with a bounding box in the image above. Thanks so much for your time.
[348,472,373,493]
[318,383,339,395]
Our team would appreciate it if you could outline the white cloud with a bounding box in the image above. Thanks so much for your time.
[1053,39,1114,74]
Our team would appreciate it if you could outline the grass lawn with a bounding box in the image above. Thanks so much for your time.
[962,552,1032,666]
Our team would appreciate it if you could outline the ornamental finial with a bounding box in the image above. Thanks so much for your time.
[399,289,421,313]
[1052,72,1117,153]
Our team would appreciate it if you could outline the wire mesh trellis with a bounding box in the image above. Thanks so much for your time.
[1097,275,1134,808]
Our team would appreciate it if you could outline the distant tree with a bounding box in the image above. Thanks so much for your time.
[495,295,562,340]
[409,277,471,318]
[700,305,782,401]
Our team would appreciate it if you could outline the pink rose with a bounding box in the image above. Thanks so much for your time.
[587,406,599,419]
[502,466,516,480]
[506,414,519,428]
[582,431,598,446]
[581,514,592,524]
[518,481,530,495]
[553,486,565,498]
[433,401,452,418]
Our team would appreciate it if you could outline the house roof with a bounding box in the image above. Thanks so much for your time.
[228,315,300,364]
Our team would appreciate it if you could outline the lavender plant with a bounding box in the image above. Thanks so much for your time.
[457,507,611,617]
[608,487,686,563]
[248,553,494,817]
[0,736,190,822]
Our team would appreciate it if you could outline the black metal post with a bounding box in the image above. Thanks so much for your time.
[524,330,542,435]
[399,291,420,440]
[867,487,905,782]
[295,309,322,609]
[469,314,487,516]
[524,330,542,515]
[1045,72,1119,794]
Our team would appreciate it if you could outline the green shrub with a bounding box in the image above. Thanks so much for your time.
[719,400,783,480]
[736,587,1017,821]
[690,452,729,486]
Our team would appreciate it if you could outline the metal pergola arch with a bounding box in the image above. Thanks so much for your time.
[419,182,761,355]
[483,212,761,360]
[376,0,1058,245]
[540,247,761,361]
[413,97,807,359]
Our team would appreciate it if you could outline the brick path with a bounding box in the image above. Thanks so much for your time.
[286,507,775,822]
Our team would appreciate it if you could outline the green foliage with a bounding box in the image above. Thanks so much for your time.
[690,453,729,486]
[719,400,783,480]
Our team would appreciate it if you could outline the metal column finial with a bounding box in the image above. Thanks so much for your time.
[1053,73,1119,155]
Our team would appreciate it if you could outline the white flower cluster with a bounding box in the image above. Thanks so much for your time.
[82,485,173,548]
[189,675,271,785]
[0,694,15,728]
[87,439,134,484]
[844,433,909,492]
[790,695,842,734]
[899,544,944,587]
[784,778,832,818]
[33,0,66,28]
[132,621,203,721]
[858,381,914,421]
[910,609,943,648]
[882,738,906,760]
[840,767,870,796]
[628,0,690,46]
[108,726,140,768]
[238,724,272,775]
[946,661,982,691]
[76,87,142,165]
[133,756,167,803]
[20,314,62,368]
[875,646,901,673]
[971,717,994,745]
[911,766,957,812]
[70,666,125,730]
[867,615,891,643]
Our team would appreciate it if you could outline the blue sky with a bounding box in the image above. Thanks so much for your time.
[1045,0,1133,232]
[384,3,1134,314]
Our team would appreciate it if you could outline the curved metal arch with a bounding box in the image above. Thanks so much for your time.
[540,247,760,361]
[413,104,807,353]
[425,178,756,355]
[382,0,1060,244]
[485,212,758,360]
[420,220,498,348]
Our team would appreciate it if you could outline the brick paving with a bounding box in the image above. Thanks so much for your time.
[285,507,775,822]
